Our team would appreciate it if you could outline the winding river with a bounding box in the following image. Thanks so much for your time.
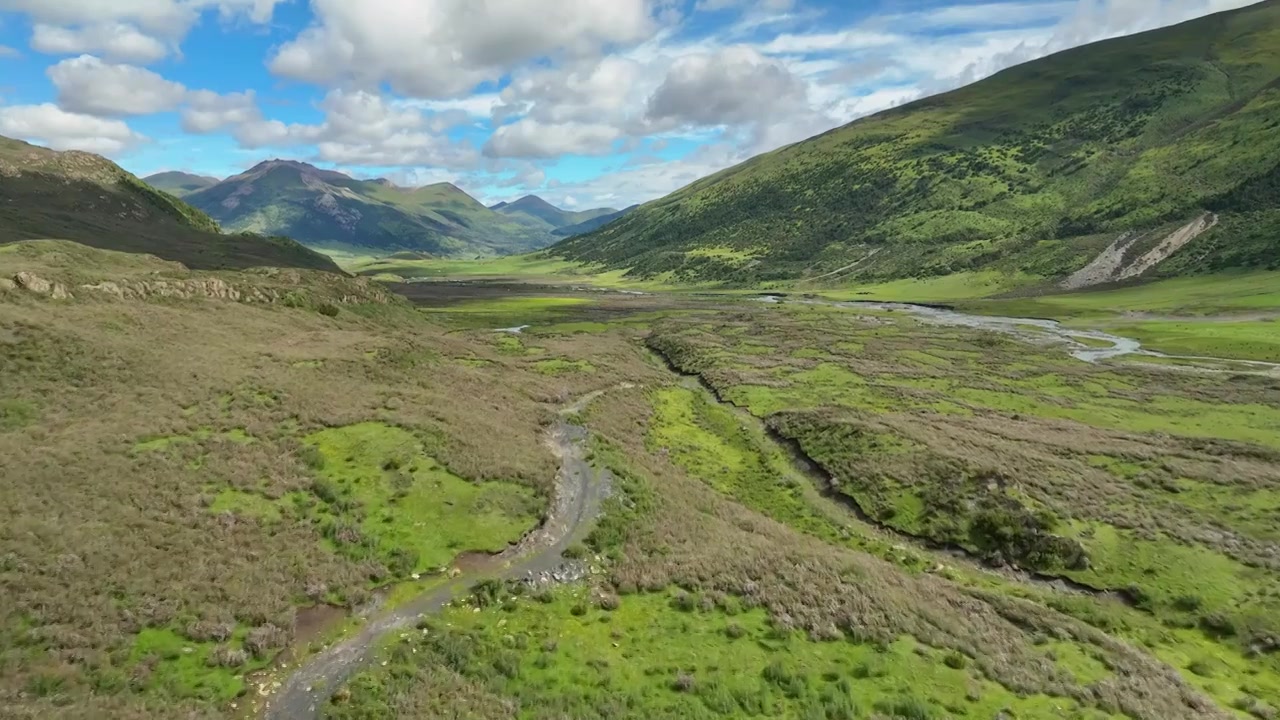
[261,388,618,720]
[761,296,1280,373]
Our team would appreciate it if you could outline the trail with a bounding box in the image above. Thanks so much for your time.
[260,388,620,720]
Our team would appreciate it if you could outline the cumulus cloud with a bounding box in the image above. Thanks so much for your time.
[48,55,186,116]
[31,22,169,63]
[0,0,287,61]
[269,0,657,98]
[0,102,145,153]
[484,119,622,158]
[207,89,483,170]
[181,89,260,132]
[647,46,807,127]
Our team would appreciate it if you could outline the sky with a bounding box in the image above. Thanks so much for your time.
[0,0,1265,209]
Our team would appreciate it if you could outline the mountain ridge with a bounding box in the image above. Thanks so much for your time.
[184,163,604,257]
[143,171,221,197]
[0,136,340,273]
[553,0,1280,287]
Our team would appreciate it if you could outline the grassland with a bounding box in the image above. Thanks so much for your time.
[317,285,1278,720]
[0,242,665,718]
[6,237,1279,719]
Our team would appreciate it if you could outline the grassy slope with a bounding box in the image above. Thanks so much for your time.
[554,1,1280,286]
[0,241,668,717]
[186,166,579,258]
[0,137,339,273]
[144,171,220,197]
[551,204,639,237]
[496,195,618,229]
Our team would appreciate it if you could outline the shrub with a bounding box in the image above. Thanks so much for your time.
[943,650,968,669]
[670,592,697,612]
[244,623,289,658]
[1173,594,1204,612]
[672,672,696,693]
[208,645,249,668]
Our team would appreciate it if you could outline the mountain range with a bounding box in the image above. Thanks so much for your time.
[144,171,221,197]
[554,0,1280,287]
[0,136,338,273]
[179,161,624,257]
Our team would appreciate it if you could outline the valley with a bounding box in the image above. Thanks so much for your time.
[2,2,1279,719]
[4,238,1278,719]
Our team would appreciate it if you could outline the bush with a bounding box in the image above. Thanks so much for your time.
[208,644,249,668]
[670,592,697,612]
[244,623,289,658]
[1173,594,1203,612]
[725,622,746,639]
[874,696,934,720]
[1200,612,1237,638]
[943,650,968,669]
[672,672,696,693]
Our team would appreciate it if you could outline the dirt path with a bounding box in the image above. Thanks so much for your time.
[260,388,619,720]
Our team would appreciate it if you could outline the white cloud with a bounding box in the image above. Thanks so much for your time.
[181,89,260,132]
[31,22,169,63]
[0,102,145,154]
[269,0,657,98]
[0,45,19,58]
[210,89,483,170]
[48,55,186,116]
[0,0,288,62]
[646,46,807,127]
[484,119,622,158]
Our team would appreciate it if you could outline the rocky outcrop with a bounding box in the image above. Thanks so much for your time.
[12,272,72,299]
[78,278,274,303]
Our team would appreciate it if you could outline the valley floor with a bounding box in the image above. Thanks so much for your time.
[3,242,1279,720]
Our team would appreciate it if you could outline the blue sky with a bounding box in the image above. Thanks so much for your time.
[0,0,1261,209]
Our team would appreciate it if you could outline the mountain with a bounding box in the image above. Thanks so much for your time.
[186,162,568,257]
[554,1,1280,287]
[496,195,618,230]
[143,171,220,197]
[0,136,340,273]
[551,204,639,238]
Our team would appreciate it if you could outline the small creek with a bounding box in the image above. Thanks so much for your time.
[260,388,618,720]
[759,296,1280,373]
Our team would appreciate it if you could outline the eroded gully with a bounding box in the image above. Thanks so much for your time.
[260,387,621,720]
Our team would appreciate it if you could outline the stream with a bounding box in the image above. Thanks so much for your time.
[760,296,1280,373]
[260,389,617,720]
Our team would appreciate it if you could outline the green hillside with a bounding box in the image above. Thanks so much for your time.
[551,204,638,237]
[144,171,220,197]
[496,194,617,229]
[186,163,590,257]
[0,137,340,273]
[554,1,1280,287]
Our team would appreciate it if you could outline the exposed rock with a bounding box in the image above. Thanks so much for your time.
[13,272,71,299]
[0,278,16,291]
